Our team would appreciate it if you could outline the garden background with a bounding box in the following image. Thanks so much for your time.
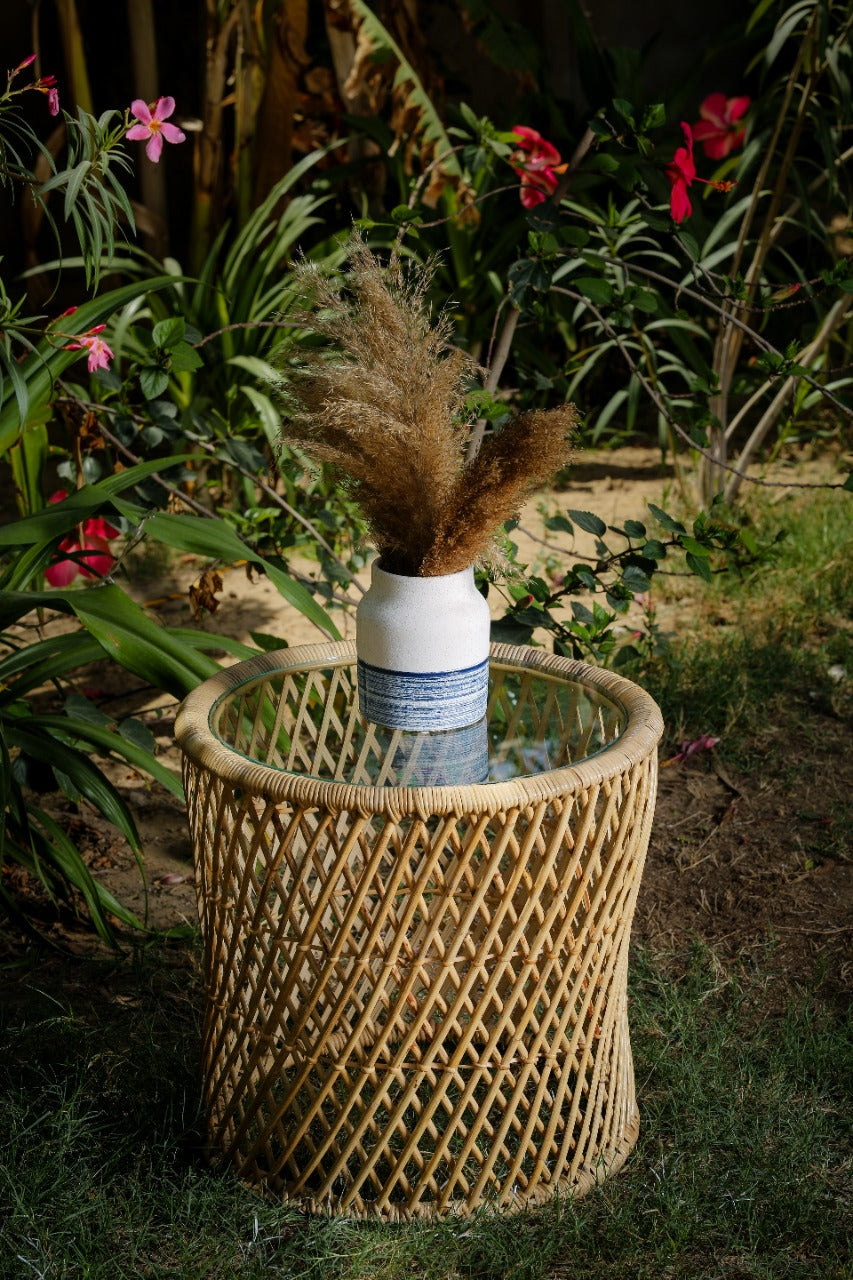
[0,0,850,1276]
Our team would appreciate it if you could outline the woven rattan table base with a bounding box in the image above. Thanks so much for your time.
[177,642,662,1218]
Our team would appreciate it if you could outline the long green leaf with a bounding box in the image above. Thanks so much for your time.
[0,454,189,546]
[0,585,218,696]
[0,631,104,699]
[6,721,142,853]
[35,714,184,800]
[141,512,341,640]
[14,809,145,938]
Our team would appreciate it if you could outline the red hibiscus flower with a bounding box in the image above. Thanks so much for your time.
[665,122,697,224]
[510,126,566,208]
[44,490,119,587]
[692,93,750,160]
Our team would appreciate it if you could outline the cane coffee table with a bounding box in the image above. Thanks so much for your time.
[176,641,662,1219]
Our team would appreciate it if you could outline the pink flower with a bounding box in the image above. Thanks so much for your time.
[692,93,750,160]
[670,734,720,765]
[65,330,114,373]
[48,85,59,115]
[126,96,186,163]
[665,122,697,223]
[44,491,119,587]
[8,53,37,79]
[511,125,566,209]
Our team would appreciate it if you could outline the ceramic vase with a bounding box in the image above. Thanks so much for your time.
[355,562,491,783]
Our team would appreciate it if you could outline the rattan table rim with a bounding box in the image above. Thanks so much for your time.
[174,640,664,818]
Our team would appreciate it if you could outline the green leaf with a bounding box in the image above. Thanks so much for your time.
[621,564,651,594]
[152,316,185,348]
[249,632,290,653]
[25,806,144,937]
[38,714,181,800]
[0,584,218,697]
[508,258,552,308]
[686,551,713,582]
[141,512,341,639]
[169,342,204,372]
[63,692,112,728]
[842,472,853,492]
[681,536,711,557]
[642,539,667,560]
[574,277,613,306]
[623,519,646,538]
[559,226,590,248]
[544,514,574,534]
[240,385,282,447]
[117,717,157,755]
[648,502,686,534]
[227,354,282,386]
[139,367,170,399]
[567,509,606,537]
[5,721,142,851]
[631,289,659,314]
[641,102,666,130]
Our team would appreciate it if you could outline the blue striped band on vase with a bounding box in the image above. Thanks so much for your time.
[357,657,489,731]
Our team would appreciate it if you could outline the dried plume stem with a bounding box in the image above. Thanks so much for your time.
[281,236,576,576]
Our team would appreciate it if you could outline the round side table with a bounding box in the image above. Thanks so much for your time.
[175,641,663,1219]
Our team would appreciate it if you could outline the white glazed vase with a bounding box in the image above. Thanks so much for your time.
[356,562,491,734]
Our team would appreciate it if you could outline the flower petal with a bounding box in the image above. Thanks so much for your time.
[152,95,176,121]
[159,122,186,145]
[45,542,82,587]
[726,95,751,123]
[84,516,120,540]
[145,131,164,163]
[78,537,114,579]
[126,123,152,141]
[130,98,153,124]
[669,178,692,223]
[699,92,728,126]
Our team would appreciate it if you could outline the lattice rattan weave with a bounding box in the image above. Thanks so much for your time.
[176,642,662,1219]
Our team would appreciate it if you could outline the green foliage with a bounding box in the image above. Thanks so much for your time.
[488,496,773,665]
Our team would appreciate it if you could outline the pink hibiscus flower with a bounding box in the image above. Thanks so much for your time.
[126,96,186,163]
[44,491,120,588]
[692,93,750,160]
[510,126,566,208]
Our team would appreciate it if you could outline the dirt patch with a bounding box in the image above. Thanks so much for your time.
[635,717,852,1002]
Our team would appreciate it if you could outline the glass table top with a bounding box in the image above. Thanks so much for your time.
[209,658,627,788]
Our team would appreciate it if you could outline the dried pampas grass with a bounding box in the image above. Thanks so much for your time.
[280,236,576,577]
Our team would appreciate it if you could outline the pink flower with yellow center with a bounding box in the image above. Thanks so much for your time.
[126,96,186,163]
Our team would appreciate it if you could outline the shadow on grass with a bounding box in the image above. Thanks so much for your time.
[1,940,849,1280]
